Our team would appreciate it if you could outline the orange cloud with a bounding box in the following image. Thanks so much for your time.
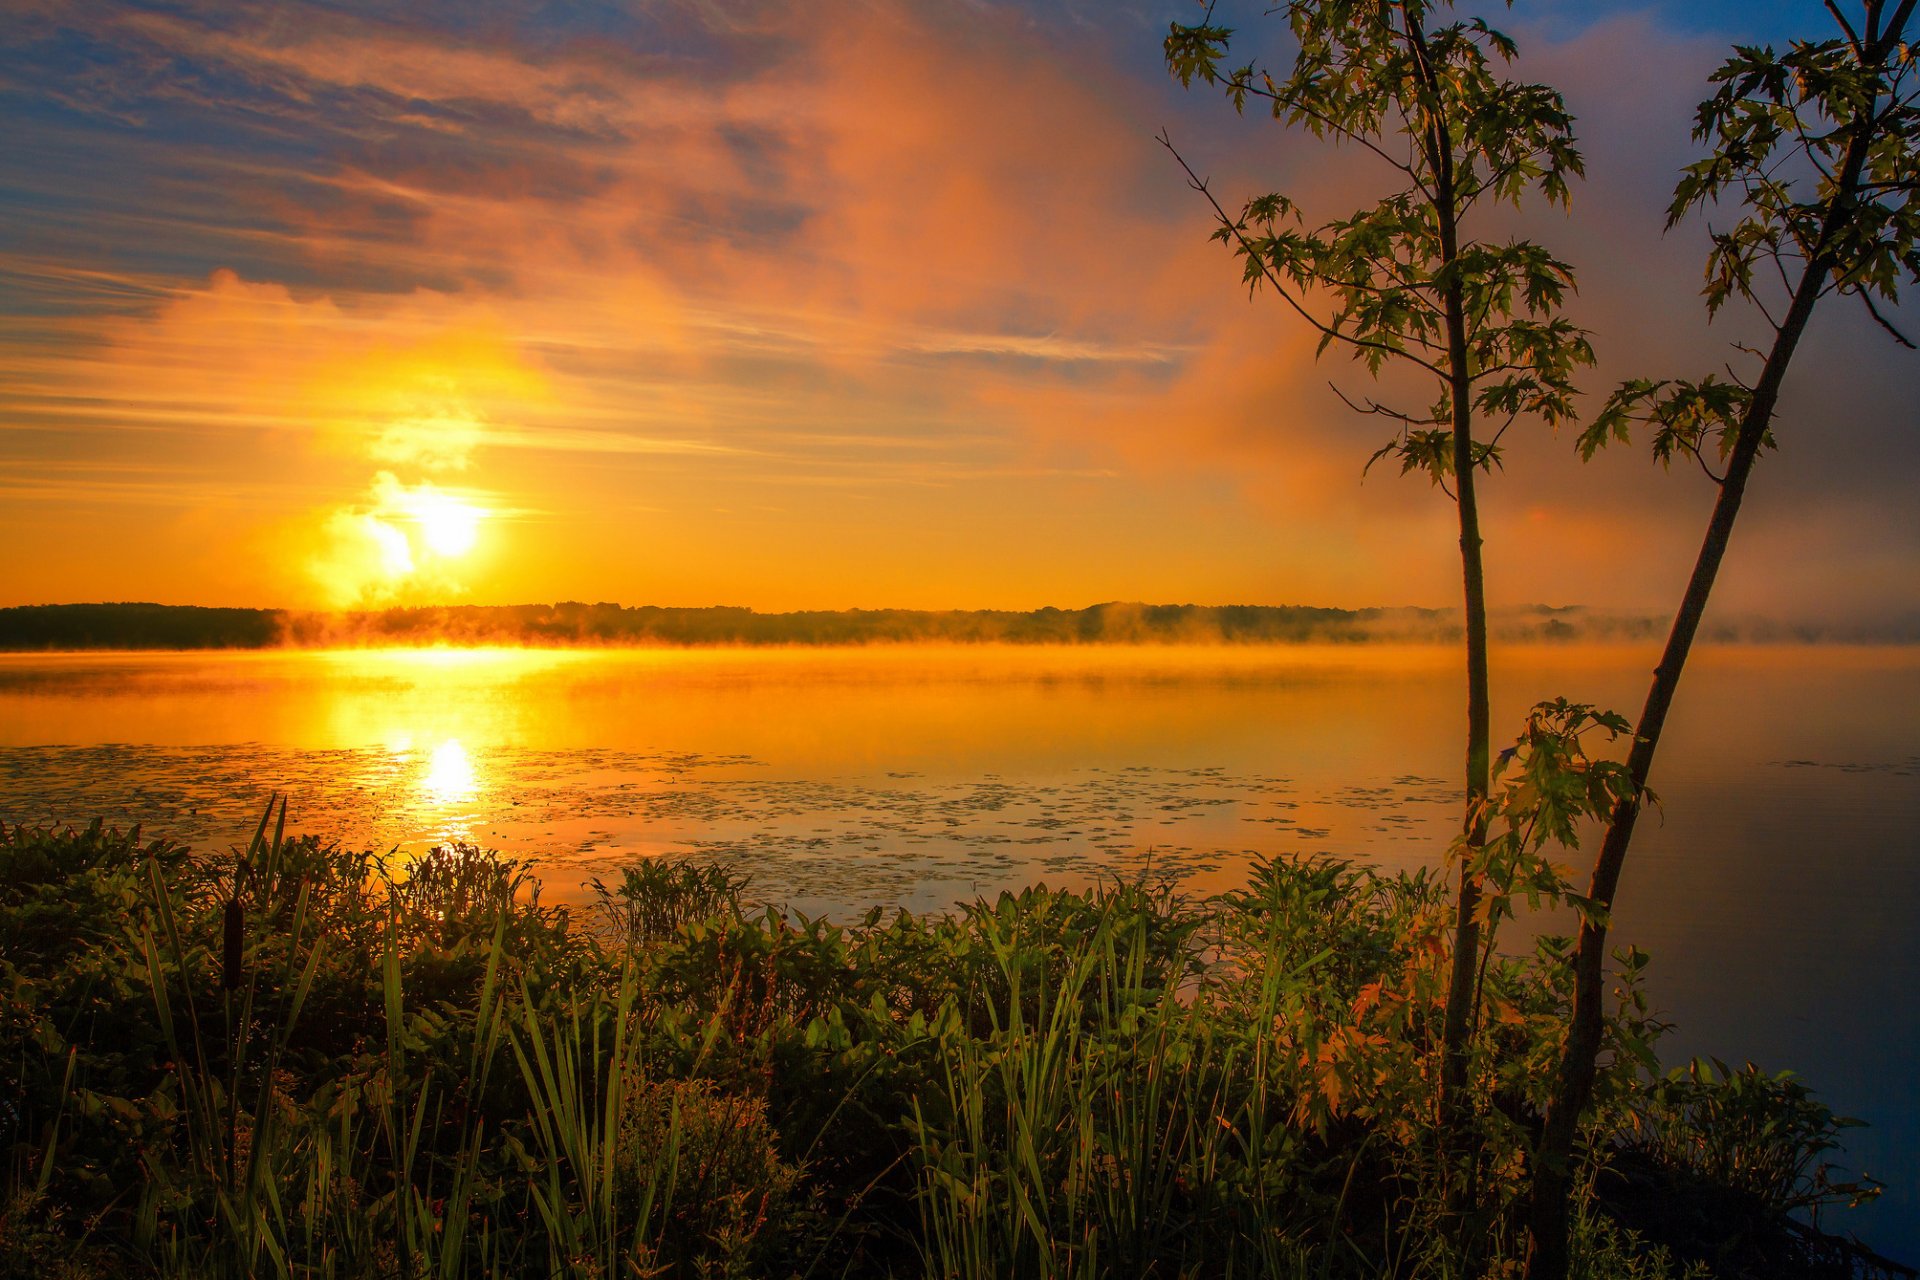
[5,1,1914,620]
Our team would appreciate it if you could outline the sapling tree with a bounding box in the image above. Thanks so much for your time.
[1162,0,1593,1173]
[1525,4,1920,1276]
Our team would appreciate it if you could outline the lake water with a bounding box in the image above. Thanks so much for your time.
[1,643,1915,1260]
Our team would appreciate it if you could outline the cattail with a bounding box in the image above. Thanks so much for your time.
[222,895,244,991]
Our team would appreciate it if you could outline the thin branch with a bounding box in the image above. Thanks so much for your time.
[1458,146,1556,216]
[1825,0,1865,52]
[1679,436,1727,486]
[1861,289,1919,347]
[1749,260,1785,331]
[1790,114,1840,186]
[1469,892,1505,1039]
[1329,381,1436,425]
[1820,249,1885,298]
[1470,360,1545,382]
[1767,243,1799,307]
[1467,280,1502,333]
[1400,10,1452,199]
[1219,72,1432,194]
[1157,130,1448,377]
[1321,268,1447,317]
[1368,244,1443,304]
[1483,411,1522,452]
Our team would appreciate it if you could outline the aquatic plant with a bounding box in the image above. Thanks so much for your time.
[0,809,1886,1278]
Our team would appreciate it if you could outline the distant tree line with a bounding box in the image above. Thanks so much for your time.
[0,600,1685,650]
[0,603,283,650]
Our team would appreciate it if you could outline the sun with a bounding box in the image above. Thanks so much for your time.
[407,487,485,558]
[311,474,495,605]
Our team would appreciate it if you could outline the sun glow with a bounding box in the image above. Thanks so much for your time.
[309,471,496,607]
[422,738,478,805]
[408,489,484,558]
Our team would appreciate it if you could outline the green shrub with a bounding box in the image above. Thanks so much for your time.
[0,812,1882,1279]
[617,1078,802,1278]
[1630,1058,1877,1219]
[594,860,750,947]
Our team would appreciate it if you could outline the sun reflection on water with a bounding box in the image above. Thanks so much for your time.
[422,738,478,806]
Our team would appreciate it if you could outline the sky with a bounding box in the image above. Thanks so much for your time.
[1,0,1915,625]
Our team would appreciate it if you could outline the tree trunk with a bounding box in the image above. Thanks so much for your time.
[1405,3,1492,1216]
[1438,273,1491,1118]
[1521,58,1890,1274]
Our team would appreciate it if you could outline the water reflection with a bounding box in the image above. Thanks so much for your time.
[423,738,478,806]
[0,646,1916,1254]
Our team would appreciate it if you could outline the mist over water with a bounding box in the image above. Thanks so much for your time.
[11,600,1920,653]
[1,642,1915,1259]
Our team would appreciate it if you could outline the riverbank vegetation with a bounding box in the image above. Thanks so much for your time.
[0,601,1736,653]
[1,809,1895,1279]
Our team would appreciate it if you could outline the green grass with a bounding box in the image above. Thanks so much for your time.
[0,807,1877,1278]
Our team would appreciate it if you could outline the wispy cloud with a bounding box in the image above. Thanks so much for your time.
[1,1,1914,616]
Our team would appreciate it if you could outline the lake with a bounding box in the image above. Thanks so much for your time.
[1,643,1915,1260]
